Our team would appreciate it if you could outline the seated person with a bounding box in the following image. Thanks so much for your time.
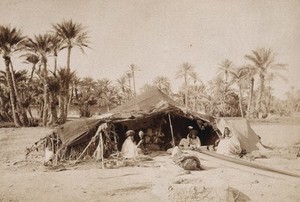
[216,127,242,156]
[179,129,201,149]
[121,130,139,159]
[187,129,201,148]
[135,130,149,155]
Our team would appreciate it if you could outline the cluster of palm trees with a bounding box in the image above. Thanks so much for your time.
[0,19,292,127]
[0,20,89,126]
[172,48,287,118]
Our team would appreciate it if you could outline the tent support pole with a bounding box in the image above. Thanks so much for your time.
[168,113,175,148]
[99,131,105,169]
[73,132,98,165]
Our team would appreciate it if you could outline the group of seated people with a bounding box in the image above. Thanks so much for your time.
[121,125,242,159]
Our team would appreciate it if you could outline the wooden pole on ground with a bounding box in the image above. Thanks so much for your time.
[168,113,175,148]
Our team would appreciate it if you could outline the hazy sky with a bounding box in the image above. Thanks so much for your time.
[1,0,300,98]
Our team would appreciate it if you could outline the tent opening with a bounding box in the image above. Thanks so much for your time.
[113,113,219,151]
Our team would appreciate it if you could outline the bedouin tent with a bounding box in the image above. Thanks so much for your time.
[216,117,260,153]
[54,87,218,160]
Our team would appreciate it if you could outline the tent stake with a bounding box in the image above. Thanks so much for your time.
[168,113,175,147]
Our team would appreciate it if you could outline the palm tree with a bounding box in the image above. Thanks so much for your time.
[244,67,256,118]
[153,76,172,95]
[98,87,118,112]
[125,71,133,98]
[217,59,234,83]
[46,74,60,126]
[94,78,118,112]
[207,76,240,117]
[175,62,196,108]
[25,34,54,126]
[228,67,249,117]
[52,19,89,71]
[56,67,76,123]
[0,25,26,126]
[52,19,89,121]
[140,83,154,94]
[50,35,63,75]
[76,77,96,117]
[0,70,14,122]
[71,75,81,101]
[245,48,286,118]
[116,75,131,102]
[128,64,139,97]
[189,72,203,111]
[22,53,40,84]
[192,84,207,112]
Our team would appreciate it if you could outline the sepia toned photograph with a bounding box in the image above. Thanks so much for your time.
[1,0,300,201]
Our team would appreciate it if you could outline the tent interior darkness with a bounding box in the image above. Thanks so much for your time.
[113,112,219,151]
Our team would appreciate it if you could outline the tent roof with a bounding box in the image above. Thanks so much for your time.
[104,87,212,122]
[58,87,212,146]
[57,118,102,146]
[111,87,182,113]
[216,117,260,152]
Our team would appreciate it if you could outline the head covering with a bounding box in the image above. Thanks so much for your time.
[125,130,135,137]
[188,126,193,130]
[138,131,144,138]
[224,127,230,132]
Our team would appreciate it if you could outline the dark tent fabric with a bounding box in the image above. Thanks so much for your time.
[57,87,213,147]
[57,118,102,146]
[107,87,212,122]
[110,87,181,113]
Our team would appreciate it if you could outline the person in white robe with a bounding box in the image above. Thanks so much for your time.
[216,127,242,156]
[121,130,138,159]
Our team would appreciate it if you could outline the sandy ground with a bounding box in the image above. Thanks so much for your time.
[1,116,300,202]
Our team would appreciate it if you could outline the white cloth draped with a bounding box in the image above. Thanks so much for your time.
[121,137,138,159]
[216,135,242,156]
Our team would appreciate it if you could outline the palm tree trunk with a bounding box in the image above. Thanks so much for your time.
[128,78,132,99]
[75,86,78,100]
[54,53,57,76]
[256,74,265,118]
[67,46,71,71]
[10,61,29,126]
[247,77,254,118]
[58,93,65,123]
[27,64,36,84]
[27,106,34,120]
[62,92,68,123]
[132,70,136,97]
[4,59,22,127]
[42,82,49,126]
[38,98,43,119]
[238,84,244,117]
[42,61,49,127]
[47,93,58,126]
[63,46,72,122]
[193,96,196,111]
[184,74,188,108]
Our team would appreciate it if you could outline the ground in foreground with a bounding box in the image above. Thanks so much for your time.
[0,117,300,202]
